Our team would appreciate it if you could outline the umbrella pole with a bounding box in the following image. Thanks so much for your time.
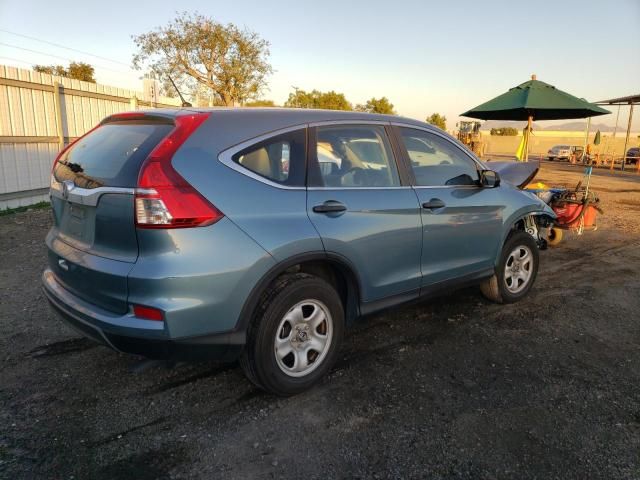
[525,115,532,162]
[581,117,591,164]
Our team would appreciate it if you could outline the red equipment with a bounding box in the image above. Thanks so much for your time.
[552,199,599,230]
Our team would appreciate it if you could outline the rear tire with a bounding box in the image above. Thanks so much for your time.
[480,231,539,304]
[239,273,344,396]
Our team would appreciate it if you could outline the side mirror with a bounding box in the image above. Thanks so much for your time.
[480,170,500,188]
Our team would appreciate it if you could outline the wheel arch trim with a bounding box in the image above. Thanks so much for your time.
[235,251,363,334]
[495,207,555,266]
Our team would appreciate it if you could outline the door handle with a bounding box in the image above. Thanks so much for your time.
[422,199,446,210]
[313,201,347,213]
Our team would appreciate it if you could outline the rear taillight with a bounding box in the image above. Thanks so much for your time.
[135,112,223,229]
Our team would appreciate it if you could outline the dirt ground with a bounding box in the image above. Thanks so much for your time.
[1,162,639,479]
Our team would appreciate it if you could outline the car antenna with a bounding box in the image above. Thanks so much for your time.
[167,75,192,108]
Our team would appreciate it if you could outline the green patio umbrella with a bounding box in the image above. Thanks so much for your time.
[461,75,610,160]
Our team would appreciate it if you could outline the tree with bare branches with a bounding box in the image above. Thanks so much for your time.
[132,12,273,106]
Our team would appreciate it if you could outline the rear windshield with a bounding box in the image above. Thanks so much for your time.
[54,121,173,189]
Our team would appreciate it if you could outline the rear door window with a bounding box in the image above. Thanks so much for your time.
[309,125,400,188]
[54,121,173,189]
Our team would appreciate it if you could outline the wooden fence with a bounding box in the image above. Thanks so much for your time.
[0,65,182,209]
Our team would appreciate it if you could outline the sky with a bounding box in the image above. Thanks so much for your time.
[1,0,639,129]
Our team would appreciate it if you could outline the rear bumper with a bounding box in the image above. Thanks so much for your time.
[42,269,244,361]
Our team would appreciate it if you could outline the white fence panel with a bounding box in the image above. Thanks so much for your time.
[0,65,182,209]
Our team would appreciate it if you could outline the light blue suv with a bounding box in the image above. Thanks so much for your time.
[43,108,555,395]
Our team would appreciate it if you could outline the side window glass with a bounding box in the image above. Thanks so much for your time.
[399,128,479,187]
[232,129,306,186]
[310,125,400,188]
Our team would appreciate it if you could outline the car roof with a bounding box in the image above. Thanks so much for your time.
[186,107,429,128]
[152,107,444,154]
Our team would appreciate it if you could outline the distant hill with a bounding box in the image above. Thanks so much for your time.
[479,120,620,132]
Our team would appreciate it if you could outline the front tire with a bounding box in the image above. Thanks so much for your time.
[480,231,539,304]
[240,273,344,396]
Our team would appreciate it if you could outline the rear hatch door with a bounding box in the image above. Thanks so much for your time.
[49,115,174,313]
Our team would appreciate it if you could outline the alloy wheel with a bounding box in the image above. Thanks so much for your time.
[274,300,333,378]
[504,245,534,294]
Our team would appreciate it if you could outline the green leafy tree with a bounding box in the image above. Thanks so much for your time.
[426,113,447,130]
[244,99,276,107]
[66,62,96,82]
[284,89,352,111]
[132,12,273,106]
[33,64,67,77]
[355,97,396,114]
[33,62,96,83]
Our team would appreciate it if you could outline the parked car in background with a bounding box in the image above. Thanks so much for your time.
[43,108,555,395]
[625,147,640,165]
[547,145,583,161]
